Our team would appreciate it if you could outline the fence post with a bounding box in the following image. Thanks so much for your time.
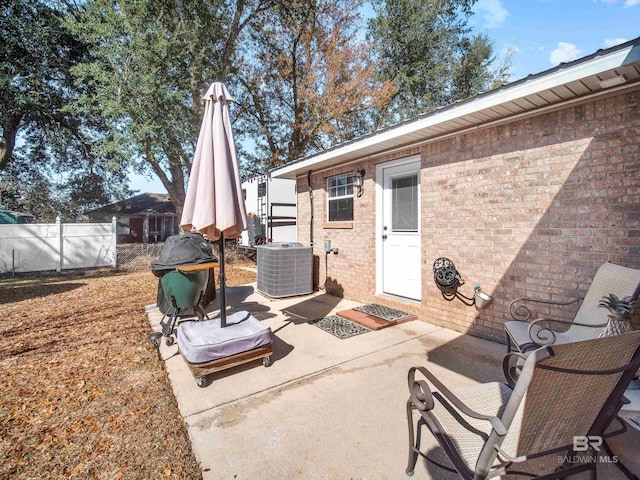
[56,216,63,272]
[112,216,118,268]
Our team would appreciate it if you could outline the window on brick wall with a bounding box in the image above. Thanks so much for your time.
[327,173,355,221]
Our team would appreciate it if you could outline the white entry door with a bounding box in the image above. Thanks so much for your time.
[380,160,421,300]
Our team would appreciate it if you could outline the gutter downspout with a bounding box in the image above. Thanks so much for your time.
[307,170,313,247]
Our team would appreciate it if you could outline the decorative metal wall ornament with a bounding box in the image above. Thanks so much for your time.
[432,257,493,308]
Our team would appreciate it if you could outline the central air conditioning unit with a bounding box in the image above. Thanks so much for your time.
[257,242,313,298]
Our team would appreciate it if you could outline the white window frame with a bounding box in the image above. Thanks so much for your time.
[326,173,355,222]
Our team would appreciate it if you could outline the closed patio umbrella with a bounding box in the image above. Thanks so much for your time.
[181,82,247,327]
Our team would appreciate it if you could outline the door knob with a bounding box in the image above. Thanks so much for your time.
[382,234,388,240]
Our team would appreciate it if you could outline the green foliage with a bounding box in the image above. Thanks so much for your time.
[1,0,81,168]
[67,0,263,211]
[367,0,507,124]
[2,0,513,216]
[0,147,62,222]
[0,0,133,219]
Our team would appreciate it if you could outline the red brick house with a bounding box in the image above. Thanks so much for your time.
[271,38,640,342]
[87,193,179,243]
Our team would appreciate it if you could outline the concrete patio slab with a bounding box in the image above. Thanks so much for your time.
[147,284,640,479]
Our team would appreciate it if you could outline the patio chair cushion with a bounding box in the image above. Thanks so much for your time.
[429,382,512,472]
[177,311,272,364]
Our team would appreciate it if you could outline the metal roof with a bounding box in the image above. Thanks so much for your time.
[272,37,640,179]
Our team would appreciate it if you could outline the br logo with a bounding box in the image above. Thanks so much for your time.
[573,436,603,452]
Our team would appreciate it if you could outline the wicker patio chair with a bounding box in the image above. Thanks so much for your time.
[504,262,640,355]
[405,331,640,480]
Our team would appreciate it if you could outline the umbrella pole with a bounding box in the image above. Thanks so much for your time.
[218,233,227,327]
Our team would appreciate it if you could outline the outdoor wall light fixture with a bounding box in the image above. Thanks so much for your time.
[354,168,365,197]
[433,257,493,309]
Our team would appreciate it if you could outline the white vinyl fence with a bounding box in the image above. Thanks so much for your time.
[0,217,117,274]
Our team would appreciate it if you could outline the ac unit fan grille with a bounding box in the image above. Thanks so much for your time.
[257,243,312,298]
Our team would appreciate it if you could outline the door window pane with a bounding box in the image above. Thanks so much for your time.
[392,175,418,231]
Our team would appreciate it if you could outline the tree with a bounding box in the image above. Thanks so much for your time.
[0,0,133,219]
[0,0,80,169]
[237,0,394,169]
[367,0,506,124]
[68,0,273,216]
[0,154,64,222]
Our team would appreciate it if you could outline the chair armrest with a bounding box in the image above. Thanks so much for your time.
[502,352,529,388]
[408,366,508,436]
[509,297,583,322]
[527,317,608,346]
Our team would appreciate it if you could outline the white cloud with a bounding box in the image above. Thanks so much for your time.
[604,37,628,47]
[625,0,640,7]
[550,42,582,65]
[474,0,509,28]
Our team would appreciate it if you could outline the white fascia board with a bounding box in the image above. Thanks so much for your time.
[272,44,636,179]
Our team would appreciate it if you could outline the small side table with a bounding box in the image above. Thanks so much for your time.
[602,387,640,480]
[176,261,220,272]
[619,388,640,431]
[176,262,220,302]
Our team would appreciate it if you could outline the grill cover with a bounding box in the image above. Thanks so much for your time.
[151,233,217,277]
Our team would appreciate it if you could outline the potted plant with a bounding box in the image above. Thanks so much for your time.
[598,293,637,337]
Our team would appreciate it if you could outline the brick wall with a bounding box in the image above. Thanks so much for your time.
[296,89,640,341]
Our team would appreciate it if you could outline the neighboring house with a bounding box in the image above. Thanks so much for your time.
[87,193,178,243]
[272,38,640,342]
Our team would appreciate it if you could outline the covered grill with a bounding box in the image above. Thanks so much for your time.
[151,234,218,340]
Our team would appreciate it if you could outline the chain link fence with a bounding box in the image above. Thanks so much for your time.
[116,243,165,272]
[116,241,254,270]
[1,240,253,278]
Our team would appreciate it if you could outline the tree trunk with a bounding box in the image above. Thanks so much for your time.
[165,161,186,220]
[0,118,20,171]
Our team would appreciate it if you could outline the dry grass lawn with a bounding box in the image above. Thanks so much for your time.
[0,265,256,479]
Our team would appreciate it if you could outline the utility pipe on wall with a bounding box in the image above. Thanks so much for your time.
[307,170,314,247]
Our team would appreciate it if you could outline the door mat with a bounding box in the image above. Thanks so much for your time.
[353,304,415,322]
[336,306,416,331]
[309,315,371,339]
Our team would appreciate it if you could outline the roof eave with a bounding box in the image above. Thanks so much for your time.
[271,39,640,179]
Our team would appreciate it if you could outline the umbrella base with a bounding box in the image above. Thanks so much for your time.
[180,344,272,388]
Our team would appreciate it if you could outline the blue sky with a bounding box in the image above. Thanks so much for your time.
[129,0,640,194]
[471,0,639,79]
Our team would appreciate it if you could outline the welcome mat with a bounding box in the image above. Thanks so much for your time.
[353,304,414,321]
[336,304,416,331]
[309,315,371,339]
